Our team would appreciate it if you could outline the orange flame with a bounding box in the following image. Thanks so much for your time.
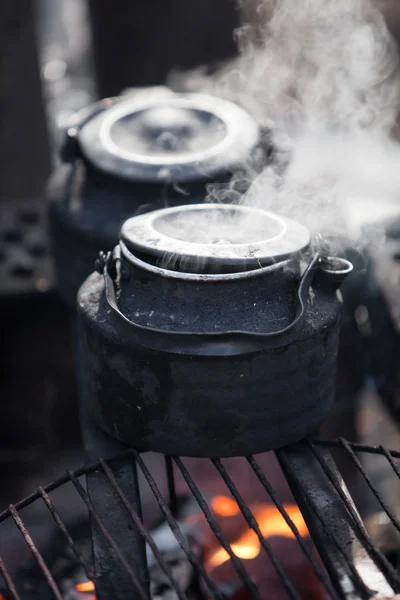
[208,501,308,569]
[75,581,95,593]
[212,495,241,517]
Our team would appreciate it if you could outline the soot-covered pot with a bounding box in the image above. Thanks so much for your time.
[48,88,261,307]
[77,203,352,457]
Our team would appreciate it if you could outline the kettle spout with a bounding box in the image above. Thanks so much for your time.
[316,256,354,292]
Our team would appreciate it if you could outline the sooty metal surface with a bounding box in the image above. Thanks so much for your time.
[1,440,400,599]
[77,204,352,457]
[120,204,310,270]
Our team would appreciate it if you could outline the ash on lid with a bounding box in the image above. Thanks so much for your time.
[120,204,310,268]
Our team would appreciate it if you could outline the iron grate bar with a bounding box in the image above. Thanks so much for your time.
[130,449,224,600]
[308,440,400,593]
[306,506,374,597]
[0,557,22,600]
[303,504,373,598]
[380,445,400,482]
[67,470,149,600]
[338,439,400,538]
[0,463,102,524]
[165,455,178,518]
[246,455,340,599]
[212,458,302,600]
[173,457,262,600]
[315,439,400,460]
[0,440,399,521]
[9,505,63,600]
[99,457,189,600]
[277,444,382,599]
[38,487,94,582]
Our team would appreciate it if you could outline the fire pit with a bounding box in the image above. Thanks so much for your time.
[1,440,400,599]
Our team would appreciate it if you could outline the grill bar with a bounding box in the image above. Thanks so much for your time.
[308,440,400,591]
[165,455,178,517]
[277,442,395,599]
[99,457,189,600]
[173,457,262,600]
[9,505,63,600]
[81,411,150,599]
[1,439,395,524]
[38,487,94,581]
[315,439,400,458]
[246,455,340,599]
[211,458,301,600]
[131,450,225,600]
[67,471,149,600]
[0,557,22,600]
[339,439,400,537]
[380,445,400,481]
[278,445,374,597]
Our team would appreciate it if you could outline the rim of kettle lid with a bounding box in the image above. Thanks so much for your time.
[120,204,310,265]
[77,94,259,183]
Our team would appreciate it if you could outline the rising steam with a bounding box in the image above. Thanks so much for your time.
[170,0,400,244]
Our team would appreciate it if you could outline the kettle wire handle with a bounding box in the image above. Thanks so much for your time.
[96,246,323,356]
[61,97,121,163]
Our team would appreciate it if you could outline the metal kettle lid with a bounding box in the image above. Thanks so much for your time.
[77,93,259,183]
[120,203,310,268]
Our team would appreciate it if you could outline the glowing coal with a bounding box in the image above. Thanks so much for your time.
[207,498,308,570]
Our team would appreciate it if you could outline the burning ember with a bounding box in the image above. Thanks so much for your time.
[75,581,95,593]
[73,581,96,600]
[68,496,310,599]
[211,496,241,517]
[208,497,308,570]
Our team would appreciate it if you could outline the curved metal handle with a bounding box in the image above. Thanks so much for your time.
[61,97,120,162]
[100,248,322,356]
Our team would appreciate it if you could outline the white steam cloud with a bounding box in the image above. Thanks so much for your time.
[170,0,400,245]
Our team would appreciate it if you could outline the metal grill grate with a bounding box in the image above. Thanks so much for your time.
[1,439,400,599]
